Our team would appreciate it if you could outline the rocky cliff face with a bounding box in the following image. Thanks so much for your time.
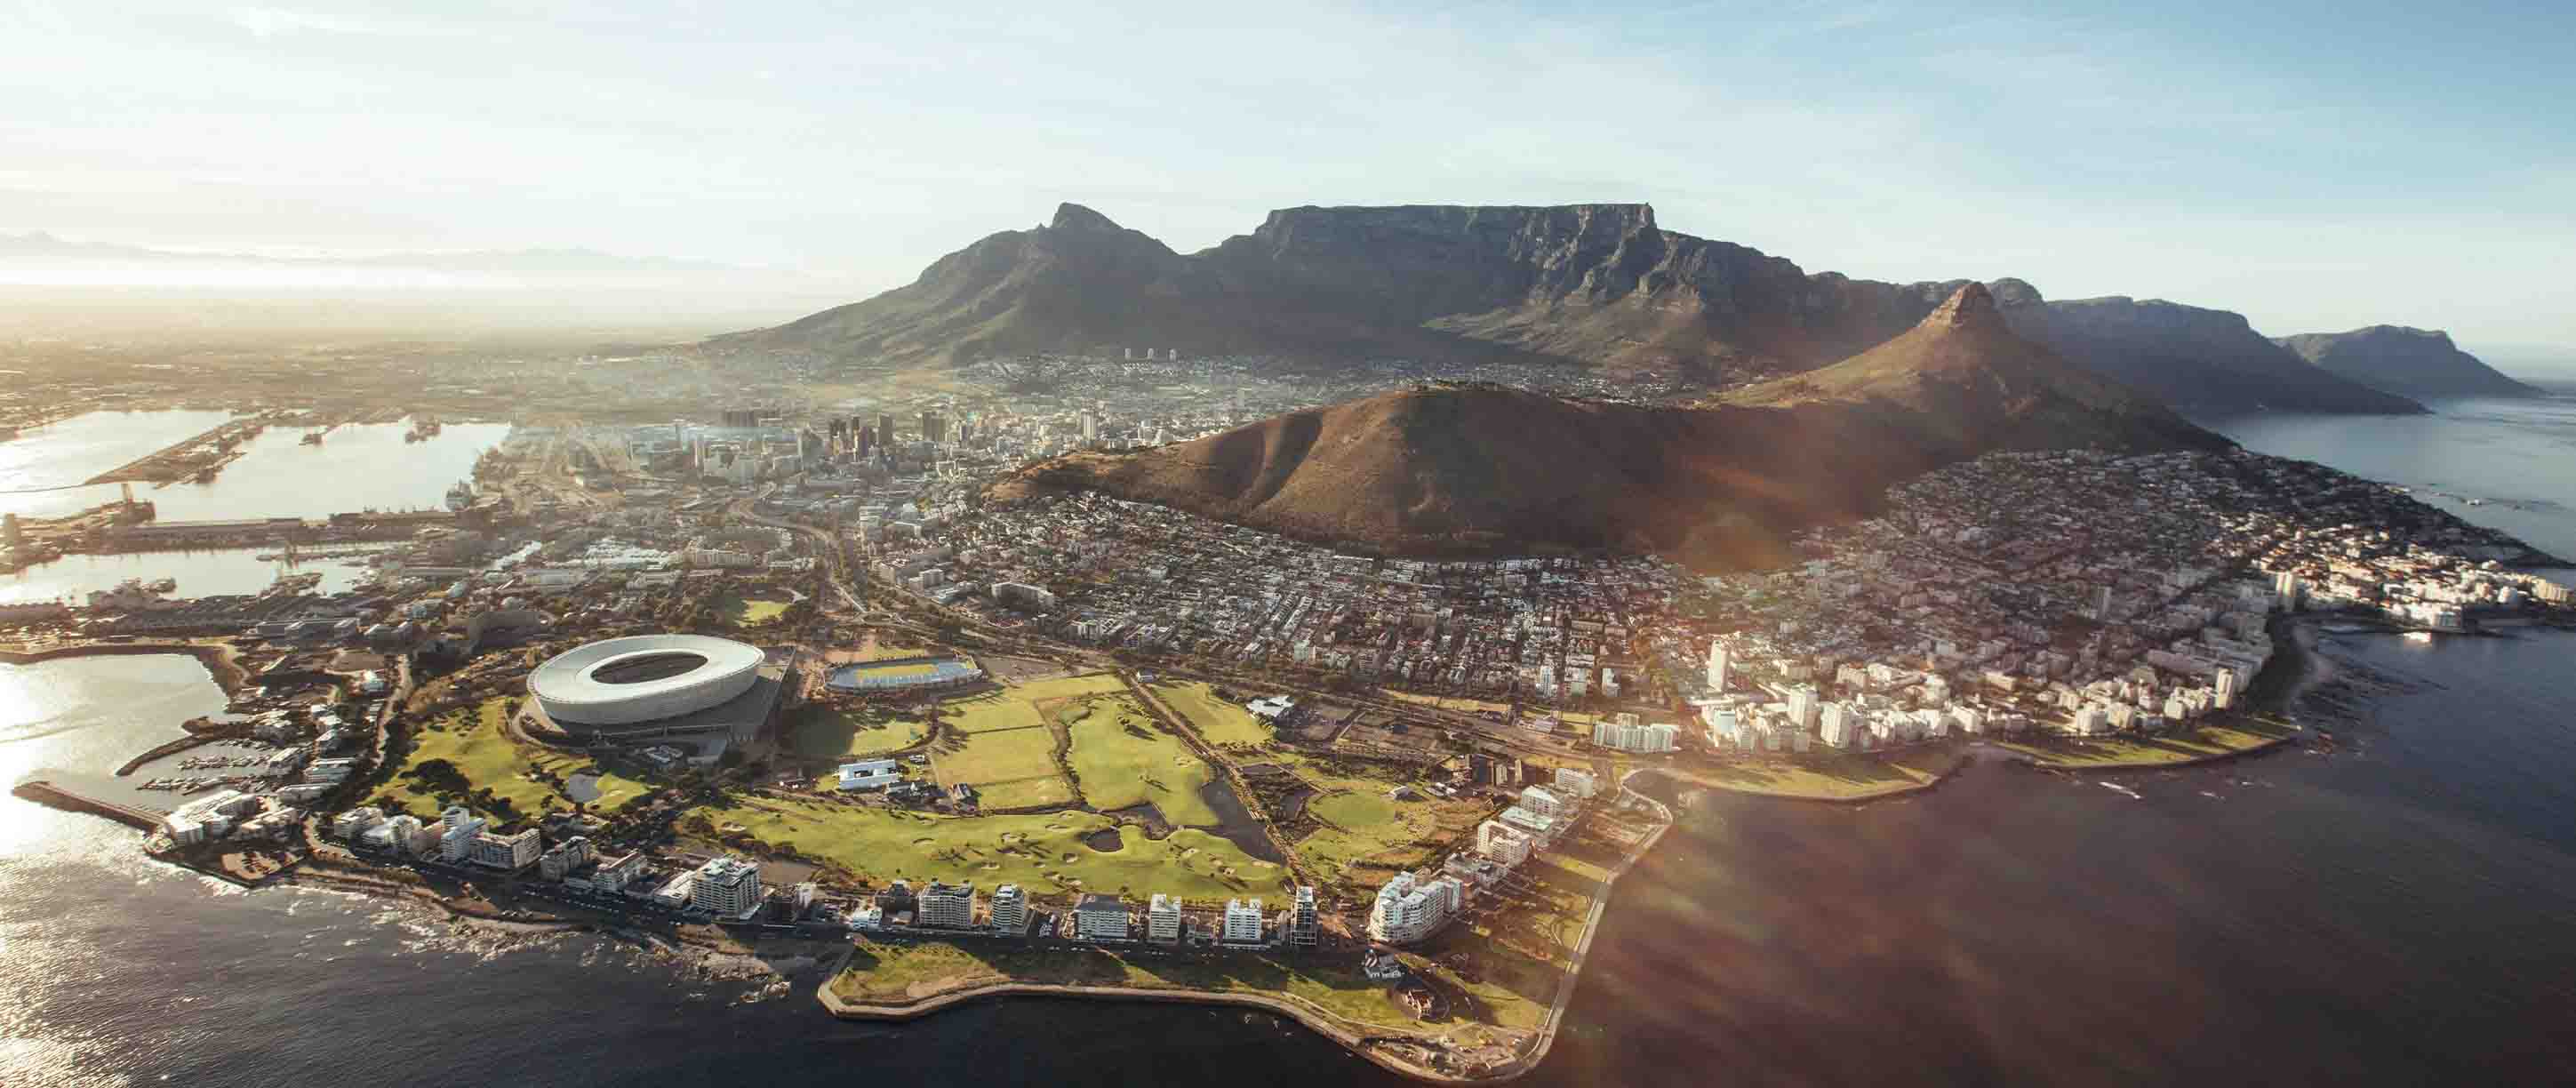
[2274,325,2540,399]
[718,202,1971,377]
[1991,285,2428,415]
[721,202,2436,416]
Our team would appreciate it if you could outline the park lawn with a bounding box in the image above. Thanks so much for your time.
[788,706,928,758]
[1276,751,1488,890]
[1005,672,1127,702]
[535,753,652,813]
[1064,697,1224,827]
[931,724,1063,790]
[973,776,1077,809]
[830,938,1419,1028]
[1310,790,1399,828]
[715,591,795,627]
[1996,719,2292,769]
[1668,746,1959,800]
[943,689,1050,734]
[1152,681,1274,747]
[376,697,650,819]
[690,796,1284,900]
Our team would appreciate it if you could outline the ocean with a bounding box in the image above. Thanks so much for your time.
[8,399,2576,1087]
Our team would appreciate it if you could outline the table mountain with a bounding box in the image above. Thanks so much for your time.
[2274,325,2540,399]
[996,285,2228,567]
[722,201,2433,416]
[716,202,1976,377]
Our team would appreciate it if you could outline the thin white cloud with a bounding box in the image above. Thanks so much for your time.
[227,6,462,38]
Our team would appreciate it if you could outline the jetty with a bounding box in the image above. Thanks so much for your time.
[12,779,166,831]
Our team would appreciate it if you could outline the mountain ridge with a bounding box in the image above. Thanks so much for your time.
[998,285,2228,565]
[2275,325,2540,399]
[722,202,2435,416]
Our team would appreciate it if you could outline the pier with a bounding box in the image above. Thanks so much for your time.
[12,779,168,832]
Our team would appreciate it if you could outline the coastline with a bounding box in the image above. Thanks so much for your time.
[0,639,252,696]
[817,791,1678,1084]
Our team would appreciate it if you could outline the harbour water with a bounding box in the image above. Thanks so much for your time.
[6,401,2576,1086]
[0,410,506,522]
[0,409,235,519]
[0,546,391,604]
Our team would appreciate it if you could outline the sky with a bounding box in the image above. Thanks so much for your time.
[2,0,2571,346]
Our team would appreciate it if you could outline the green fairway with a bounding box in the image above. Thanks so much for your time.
[931,724,1063,791]
[1278,752,1488,890]
[690,796,1284,900]
[1064,697,1223,827]
[788,706,927,758]
[376,698,651,820]
[972,776,1076,809]
[830,938,1415,1028]
[941,673,1130,735]
[1310,789,1399,828]
[1152,681,1274,747]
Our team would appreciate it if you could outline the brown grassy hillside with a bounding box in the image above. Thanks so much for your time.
[999,286,2228,565]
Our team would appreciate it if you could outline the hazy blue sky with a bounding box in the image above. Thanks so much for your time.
[3,0,2570,343]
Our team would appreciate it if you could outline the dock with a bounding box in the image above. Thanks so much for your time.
[12,779,167,831]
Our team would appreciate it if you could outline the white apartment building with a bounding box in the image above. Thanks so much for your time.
[1476,820,1534,867]
[691,855,764,919]
[1221,898,1264,944]
[438,806,486,863]
[538,836,595,881]
[989,884,1028,934]
[1148,893,1184,941]
[1517,785,1568,819]
[472,828,541,871]
[1498,805,1560,841]
[331,806,385,842]
[1592,719,1679,753]
[1076,894,1131,940]
[1368,871,1465,945]
[1290,886,1320,948]
[918,881,978,929]
[1553,768,1598,800]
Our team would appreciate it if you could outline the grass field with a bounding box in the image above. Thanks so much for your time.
[376,697,651,820]
[1664,745,1962,800]
[1276,752,1489,890]
[1063,697,1222,826]
[941,672,1128,735]
[1309,790,1398,828]
[788,706,927,759]
[1996,719,2292,768]
[1151,681,1275,747]
[690,795,1284,900]
[930,724,1068,805]
[716,592,794,627]
[829,939,1416,1028]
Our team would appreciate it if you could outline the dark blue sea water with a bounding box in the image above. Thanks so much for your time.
[8,402,2576,1087]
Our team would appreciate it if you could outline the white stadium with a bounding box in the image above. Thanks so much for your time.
[527,636,781,749]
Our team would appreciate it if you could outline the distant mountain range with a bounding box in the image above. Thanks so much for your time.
[0,231,758,276]
[2275,325,2542,399]
[719,201,2525,416]
[998,284,2227,564]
